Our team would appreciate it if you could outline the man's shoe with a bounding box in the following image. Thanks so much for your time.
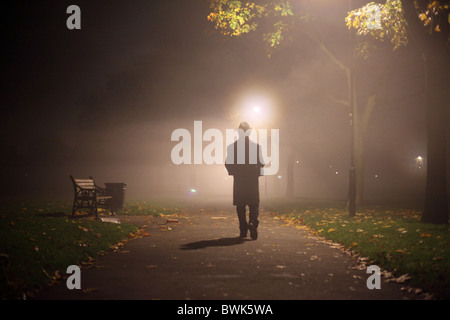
[249,225,258,240]
[239,229,248,238]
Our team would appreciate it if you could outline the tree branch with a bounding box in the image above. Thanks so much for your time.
[300,28,349,73]
[329,96,350,107]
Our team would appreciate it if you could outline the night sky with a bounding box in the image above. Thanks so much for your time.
[2,0,446,202]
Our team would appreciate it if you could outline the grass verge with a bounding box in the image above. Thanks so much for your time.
[117,199,182,216]
[269,200,449,299]
[0,200,138,299]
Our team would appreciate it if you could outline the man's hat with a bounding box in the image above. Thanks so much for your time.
[238,121,251,131]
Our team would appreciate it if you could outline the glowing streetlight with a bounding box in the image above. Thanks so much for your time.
[416,155,424,169]
[238,92,274,128]
[253,106,261,114]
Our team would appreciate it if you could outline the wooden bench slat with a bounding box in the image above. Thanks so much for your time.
[74,179,95,183]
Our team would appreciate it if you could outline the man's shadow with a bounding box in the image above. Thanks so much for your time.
[180,237,250,250]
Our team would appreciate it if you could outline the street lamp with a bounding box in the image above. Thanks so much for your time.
[239,92,274,128]
[416,155,424,169]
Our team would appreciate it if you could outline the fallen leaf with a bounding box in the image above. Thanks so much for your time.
[101,217,121,224]
[395,274,411,283]
[420,233,432,238]
[53,270,61,280]
[414,288,422,294]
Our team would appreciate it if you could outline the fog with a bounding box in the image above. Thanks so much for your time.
[1,111,429,204]
[2,0,445,206]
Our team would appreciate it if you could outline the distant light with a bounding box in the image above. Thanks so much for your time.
[296,160,300,164]
[416,156,424,169]
[277,175,282,179]
[329,165,333,168]
[374,174,378,178]
[253,106,261,113]
[190,188,196,193]
[335,171,339,175]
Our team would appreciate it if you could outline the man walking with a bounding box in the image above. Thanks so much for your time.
[225,122,264,240]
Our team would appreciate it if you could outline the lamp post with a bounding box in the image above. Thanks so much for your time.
[242,94,273,197]
[348,0,356,217]
[249,102,269,196]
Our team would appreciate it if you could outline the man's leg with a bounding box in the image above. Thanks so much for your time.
[236,205,248,237]
[248,205,259,240]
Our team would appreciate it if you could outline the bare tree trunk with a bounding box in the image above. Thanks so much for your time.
[300,26,379,212]
[286,146,294,197]
[355,95,376,205]
[400,0,449,224]
[421,51,449,224]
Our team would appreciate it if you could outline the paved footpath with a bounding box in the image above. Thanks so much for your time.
[34,201,421,300]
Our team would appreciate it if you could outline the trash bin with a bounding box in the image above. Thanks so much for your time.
[105,183,126,212]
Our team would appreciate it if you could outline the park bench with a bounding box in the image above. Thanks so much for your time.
[69,175,112,219]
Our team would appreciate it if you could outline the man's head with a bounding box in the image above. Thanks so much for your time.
[238,121,251,132]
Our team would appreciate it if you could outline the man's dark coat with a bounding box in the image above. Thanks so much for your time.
[225,136,264,206]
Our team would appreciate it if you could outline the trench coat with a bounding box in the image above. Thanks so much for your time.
[225,136,264,206]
